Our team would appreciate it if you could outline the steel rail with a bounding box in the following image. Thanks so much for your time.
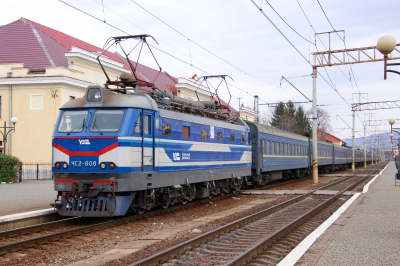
[129,166,383,266]
[0,217,80,239]
[226,165,383,265]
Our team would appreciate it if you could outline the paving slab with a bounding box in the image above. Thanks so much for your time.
[291,162,400,266]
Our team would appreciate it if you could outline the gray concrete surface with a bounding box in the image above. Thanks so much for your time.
[0,180,55,216]
[310,162,400,266]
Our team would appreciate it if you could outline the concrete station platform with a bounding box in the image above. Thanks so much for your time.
[0,180,57,227]
[279,162,399,266]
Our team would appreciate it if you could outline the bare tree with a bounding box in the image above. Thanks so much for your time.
[259,110,272,125]
[306,107,333,136]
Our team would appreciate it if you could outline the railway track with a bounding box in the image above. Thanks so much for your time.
[130,162,386,266]
[0,193,239,256]
[0,163,383,260]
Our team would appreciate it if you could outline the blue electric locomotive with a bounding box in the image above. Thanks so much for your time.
[52,85,252,216]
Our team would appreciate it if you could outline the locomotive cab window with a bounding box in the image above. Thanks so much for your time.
[217,132,223,142]
[241,135,245,143]
[183,126,190,139]
[58,110,88,133]
[90,110,124,133]
[135,115,141,134]
[202,129,208,140]
[230,133,235,143]
[163,123,171,136]
[144,115,150,135]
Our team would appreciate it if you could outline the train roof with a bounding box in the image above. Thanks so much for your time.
[246,122,310,142]
[61,86,158,110]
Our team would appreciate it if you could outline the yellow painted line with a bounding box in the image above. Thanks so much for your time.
[263,155,308,159]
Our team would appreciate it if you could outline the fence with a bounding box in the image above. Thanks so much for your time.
[21,163,53,180]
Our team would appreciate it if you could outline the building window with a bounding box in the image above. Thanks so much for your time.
[217,132,223,142]
[183,126,190,139]
[30,94,43,109]
[202,129,208,140]
[230,133,235,143]
[163,123,171,136]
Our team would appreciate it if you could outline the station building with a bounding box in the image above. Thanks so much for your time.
[0,18,252,165]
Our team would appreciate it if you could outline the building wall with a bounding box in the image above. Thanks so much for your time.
[0,84,62,163]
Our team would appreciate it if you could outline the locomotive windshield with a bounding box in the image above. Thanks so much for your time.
[58,110,88,133]
[89,110,124,133]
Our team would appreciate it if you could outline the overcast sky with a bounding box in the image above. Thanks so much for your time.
[2,0,400,145]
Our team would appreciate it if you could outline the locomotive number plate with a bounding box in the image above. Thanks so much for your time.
[70,161,97,167]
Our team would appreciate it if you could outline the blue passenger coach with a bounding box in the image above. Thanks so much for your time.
[246,122,310,185]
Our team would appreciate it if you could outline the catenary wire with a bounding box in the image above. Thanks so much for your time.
[129,0,278,87]
[264,0,315,44]
[58,0,275,104]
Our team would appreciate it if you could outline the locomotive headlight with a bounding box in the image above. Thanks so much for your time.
[63,163,68,169]
[100,163,106,169]
[109,163,116,169]
[55,163,61,169]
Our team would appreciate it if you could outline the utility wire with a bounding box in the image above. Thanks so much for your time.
[58,0,273,104]
[250,0,311,64]
[250,0,352,111]
[264,0,314,44]
[315,0,361,94]
[130,0,278,87]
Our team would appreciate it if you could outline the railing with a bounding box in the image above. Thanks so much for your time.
[21,163,52,180]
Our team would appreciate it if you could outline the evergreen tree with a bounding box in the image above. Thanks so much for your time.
[270,101,311,136]
[270,102,286,128]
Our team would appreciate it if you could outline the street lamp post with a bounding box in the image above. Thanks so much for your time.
[0,117,17,155]
[377,35,398,79]
[389,118,400,154]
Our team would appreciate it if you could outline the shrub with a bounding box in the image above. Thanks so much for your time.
[0,154,20,183]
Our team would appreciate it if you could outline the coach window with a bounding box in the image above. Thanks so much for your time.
[217,132,223,142]
[277,142,280,155]
[230,133,235,143]
[202,129,208,140]
[241,135,245,143]
[183,126,190,139]
[286,143,288,155]
[272,141,275,155]
[267,140,270,154]
[281,143,284,155]
[163,123,171,136]
[263,140,266,153]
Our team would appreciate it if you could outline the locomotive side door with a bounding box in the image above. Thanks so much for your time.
[142,110,155,172]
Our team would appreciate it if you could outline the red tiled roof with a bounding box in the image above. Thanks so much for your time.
[24,18,129,70]
[0,19,58,68]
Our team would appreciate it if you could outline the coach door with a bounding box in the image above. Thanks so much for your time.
[142,110,155,172]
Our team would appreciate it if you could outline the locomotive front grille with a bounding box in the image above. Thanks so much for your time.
[58,192,136,217]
